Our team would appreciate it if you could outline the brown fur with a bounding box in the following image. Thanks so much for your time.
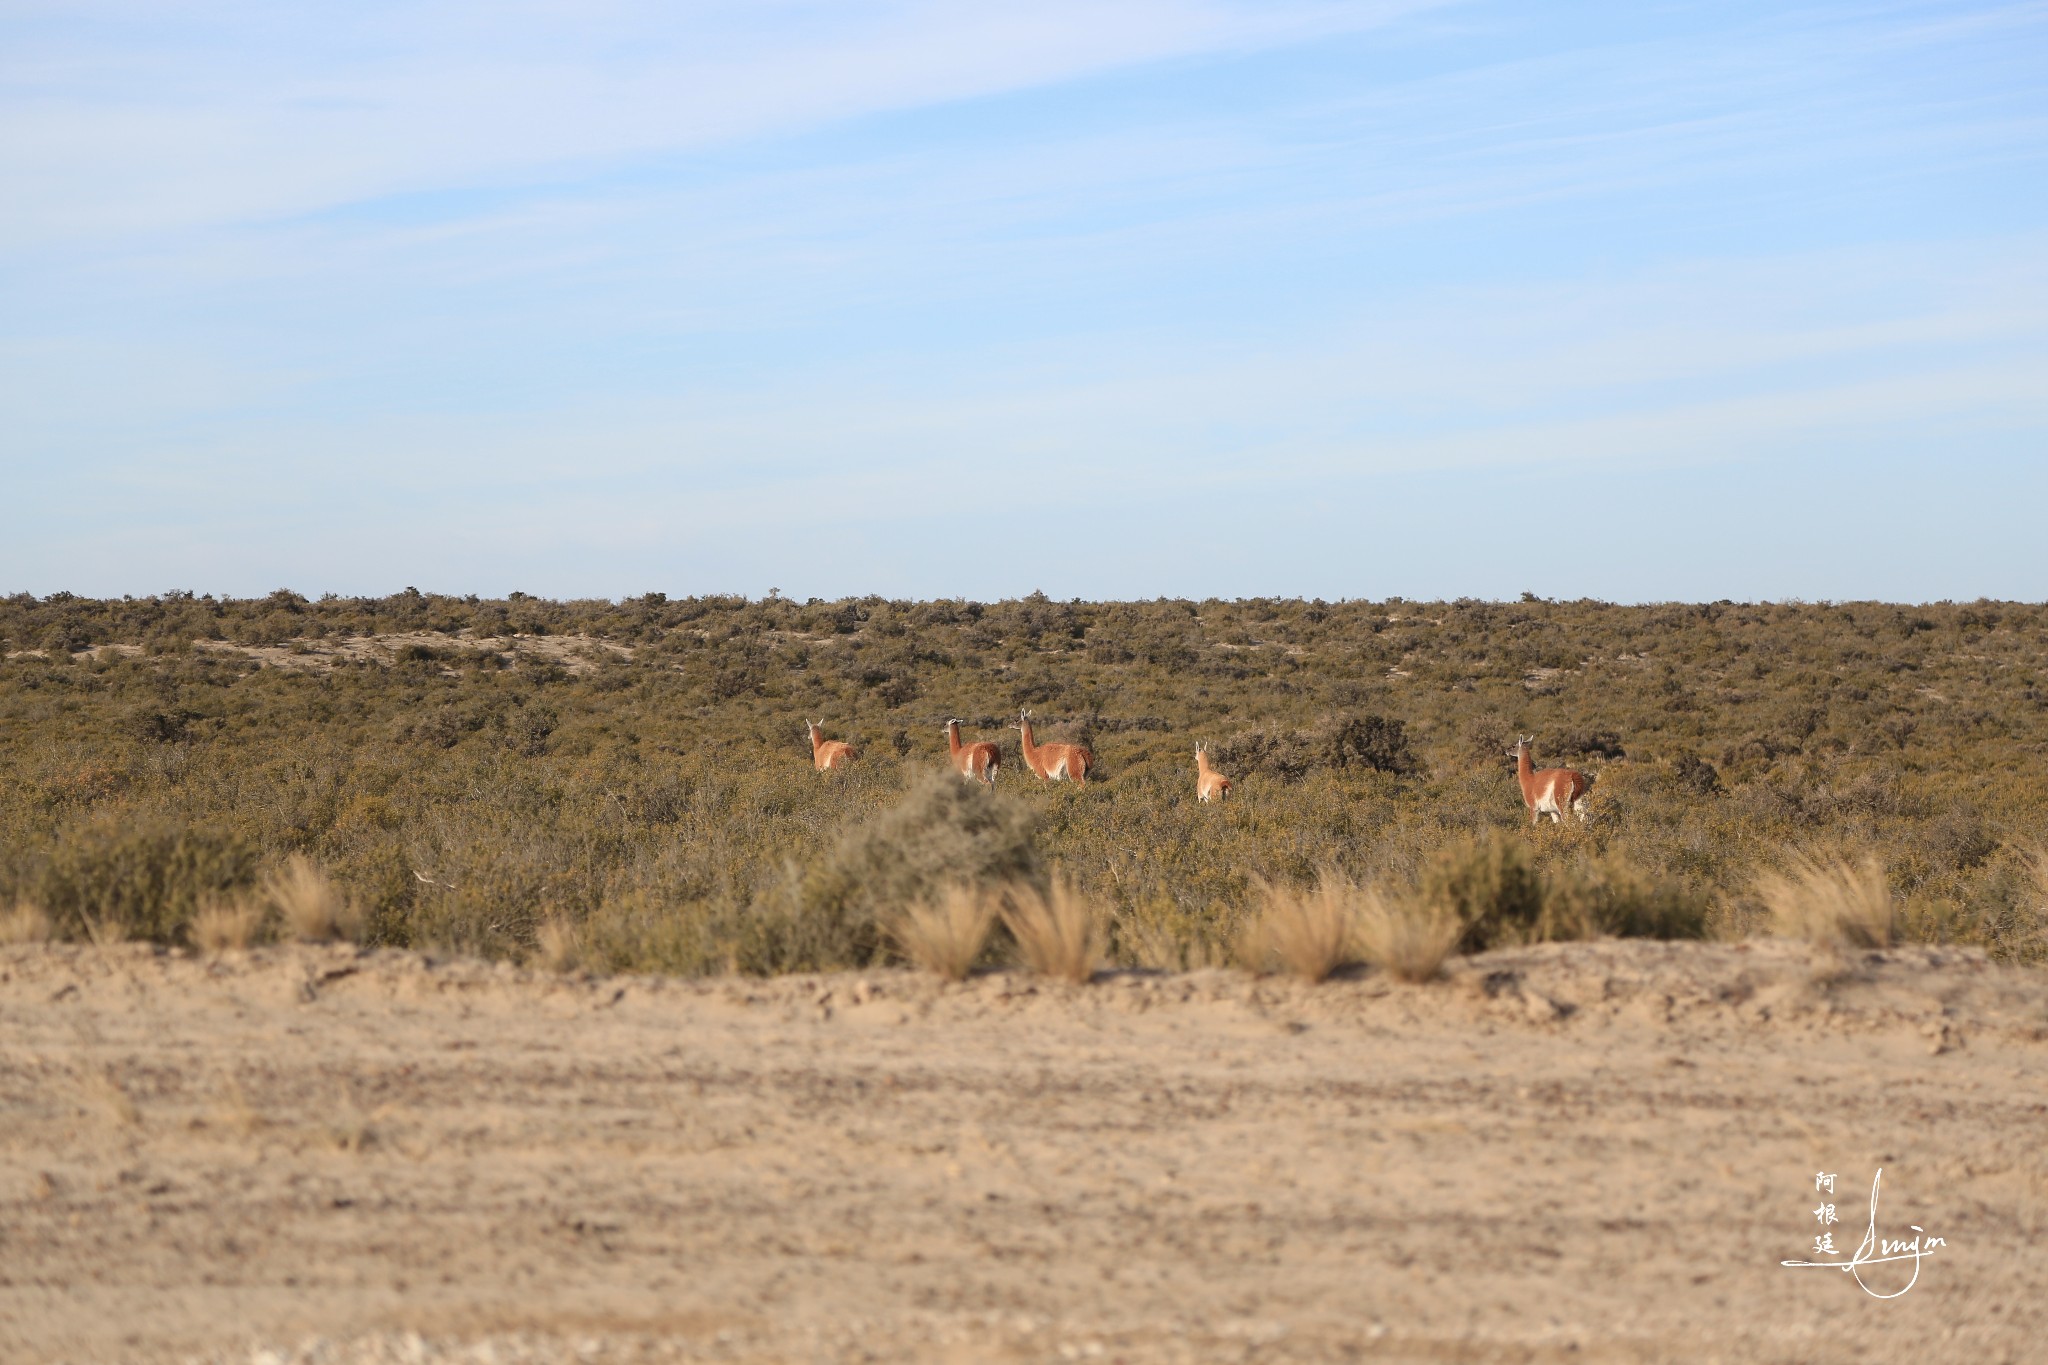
[1507,737,1591,823]
[1018,710,1094,786]
[1195,743,1232,802]
[806,720,854,773]
[945,720,1001,786]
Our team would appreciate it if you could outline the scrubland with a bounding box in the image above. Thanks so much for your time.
[3,590,2043,975]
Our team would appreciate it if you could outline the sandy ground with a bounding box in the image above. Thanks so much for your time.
[2,940,2044,1365]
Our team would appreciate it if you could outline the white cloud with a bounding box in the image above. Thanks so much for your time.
[0,0,1436,247]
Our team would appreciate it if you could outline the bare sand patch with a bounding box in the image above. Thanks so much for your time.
[2,941,2043,1363]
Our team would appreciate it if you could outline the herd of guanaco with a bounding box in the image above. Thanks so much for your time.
[808,714,1593,821]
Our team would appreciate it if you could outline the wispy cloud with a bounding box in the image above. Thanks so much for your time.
[3,1,2045,599]
[0,0,1436,247]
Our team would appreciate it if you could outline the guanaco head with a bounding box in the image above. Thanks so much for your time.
[1505,735,1534,761]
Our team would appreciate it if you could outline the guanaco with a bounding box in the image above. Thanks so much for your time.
[806,720,854,773]
[1195,742,1232,802]
[1018,709,1093,785]
[944,719,1001,786]
[1506,735,1591,823]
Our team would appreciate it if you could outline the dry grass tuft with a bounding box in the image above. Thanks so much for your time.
[887,885,995,981]
[533,915,581,972]
[264,854,362,943]
[190,892,265,954]
[81,911,129,949]
[1239,875,1357,983]
[1,899,51,944]
[1001,879,1102,983]
[1353,884,1463,983]
[1757,851,1895,949]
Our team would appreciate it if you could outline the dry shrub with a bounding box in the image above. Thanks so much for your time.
[35,818,255,943]
[1757,851,1895,948]
[533,915,581,972]
[1,900,51,944]
[1001,878,1101,983]
[1239,875,1356,982]
[264,854,361,943]
[1353,885,1462,983]
[887,885,996,981]
[81,911,129,948]
[775,775,1040,973]
[190,892,265,953]
[1542,854,1709,941]
[1113,895,1238,972]
[1418,834,1545,952]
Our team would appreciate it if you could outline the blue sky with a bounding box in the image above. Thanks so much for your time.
[4,0,2044,603]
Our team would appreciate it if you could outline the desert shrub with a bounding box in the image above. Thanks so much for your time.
[263,854,361,942]
[34,820,257,942]
[1001,878,1102,982]
[1670,752,1723,796]
[1322,714,1418,774]
[190,891,265,952]
[731,776,1042,974]
[1238,875,1356,982]
[1419,834,1546,952]
[1351,885,1461,982]
[1757,851,1895,949]
[887,885,997,980]
[532,915,580,972]
[1,900,52,944]
[1542,855,1710,940]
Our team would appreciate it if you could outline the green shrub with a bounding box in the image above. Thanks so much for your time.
[1542,854,1710,940]
[35,819,257,942]
[773,775,1040,973]
[1418,834,1546,951]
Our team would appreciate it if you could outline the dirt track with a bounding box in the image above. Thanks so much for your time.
[2,940,2044,1364]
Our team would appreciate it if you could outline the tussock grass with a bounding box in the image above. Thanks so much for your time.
[1002,879,1102,983]
[533,916,581,972]
[1240,875,1356,982]
[887,886,996,981]
[264,855,361,943]
[1,900,51,945]
[190,892,265,953]
[1352,885,1462,983]
[80,911,129,949]
[1758,851,1896,949]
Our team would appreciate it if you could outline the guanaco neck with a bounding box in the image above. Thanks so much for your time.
[1018,716,1042,769]
[946,722,963,756]
[808,723,824,756]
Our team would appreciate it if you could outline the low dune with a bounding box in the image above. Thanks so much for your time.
[2,941,2043,1363]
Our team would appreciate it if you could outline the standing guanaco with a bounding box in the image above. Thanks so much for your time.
[1195,742,1232,802]
[944,719,1001,786]
[1506,735,1591,823]
[806,720,854,773]
[1017,709,1093,785]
